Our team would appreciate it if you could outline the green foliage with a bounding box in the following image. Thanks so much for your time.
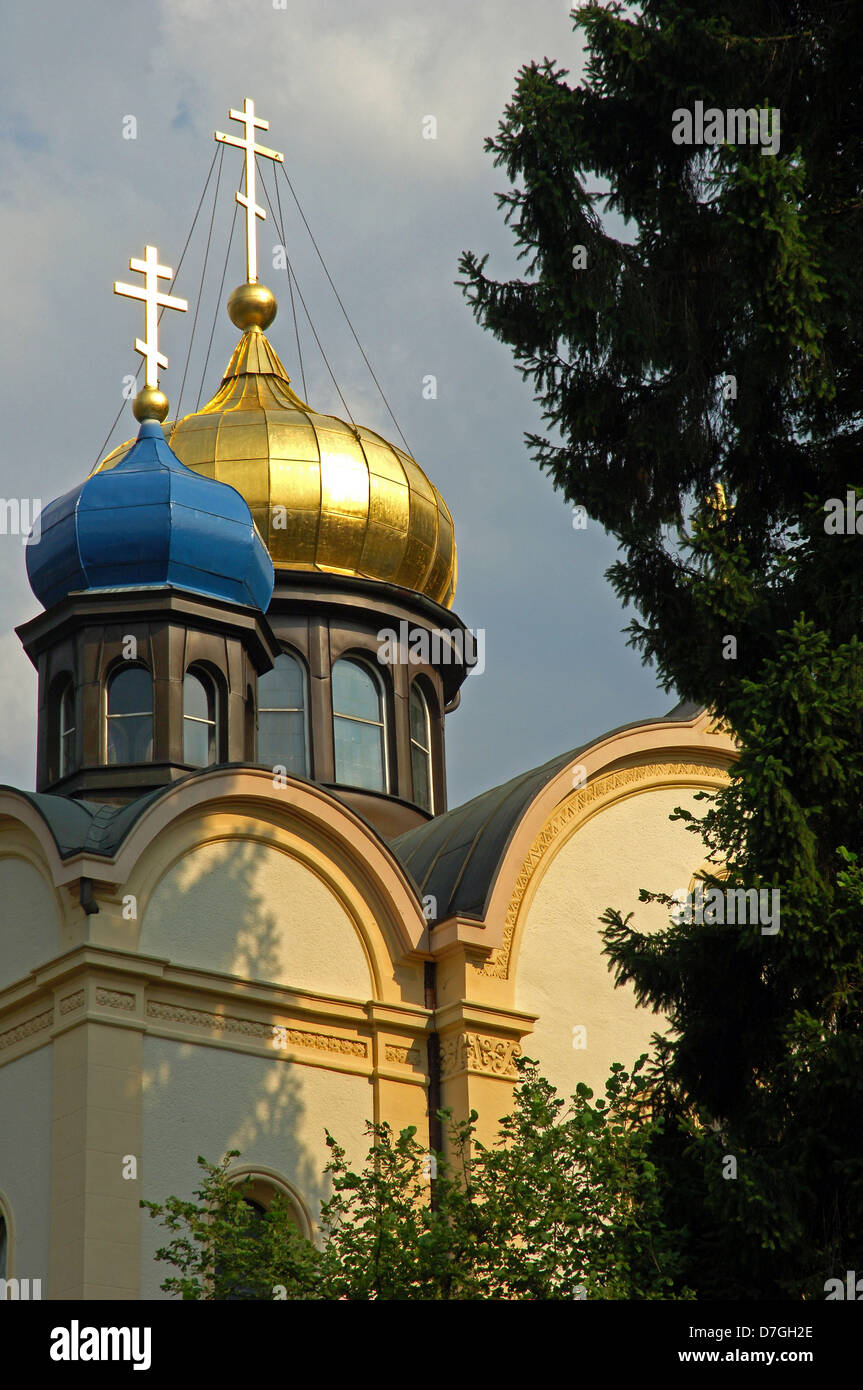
[140,1153,322,1300]
[143,1058,692,1300]
[602,577,863,1297]
[459,2,863,1297]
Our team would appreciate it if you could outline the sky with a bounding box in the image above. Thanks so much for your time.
[0,0,676,810]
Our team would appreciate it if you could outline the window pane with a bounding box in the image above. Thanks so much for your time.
[258,710,307,775]
[61,729,75,778]
[184,717,210,768]
[332,660,381,723]
[259,653,305,711]
[59,683,76,778]
[61,685,75,735]
[412,742,432,812]
[410,686,429,749]
[108,714,153,764]
[183,673,211,722]
[334,714,385,791]
[108,667,152,717]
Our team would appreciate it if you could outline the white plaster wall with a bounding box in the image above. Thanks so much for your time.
[139,1037,373,1297]
[0,857,59,990]
[0,1046,52,1289]
[140,840,372,997]
[514,786,708,1101]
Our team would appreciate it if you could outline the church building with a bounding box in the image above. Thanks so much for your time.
[0,100,735,1300]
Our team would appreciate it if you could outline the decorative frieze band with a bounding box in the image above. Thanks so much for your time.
[59,991,85,1015]
[95,988,135,1012]
[384,1043,422,1066]
[440,1031,521,1079]
[145,1001,367,1059]
[0,1007,54,1051]
[480,760,729,979]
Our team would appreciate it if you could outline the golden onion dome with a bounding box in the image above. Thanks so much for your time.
[96,309,457,608]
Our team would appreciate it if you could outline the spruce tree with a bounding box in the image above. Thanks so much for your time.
[459,1,863,1296]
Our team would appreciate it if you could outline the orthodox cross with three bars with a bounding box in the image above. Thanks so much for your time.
[215,97,284,284]
[113,246,188,389]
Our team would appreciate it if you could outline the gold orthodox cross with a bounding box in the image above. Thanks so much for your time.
[215,97,284,284]
[114,245,188,389]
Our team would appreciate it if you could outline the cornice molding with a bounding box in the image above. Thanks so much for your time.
[479,759,729,980]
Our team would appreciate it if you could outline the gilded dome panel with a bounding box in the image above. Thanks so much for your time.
[266,419,321,463]
[360,523,409,581]
[317,510,370,573]
[213,417,270,460]
[95,324,457,607]
[368,478,410,533]
[173,426,219,470]
[269,456,322,514]
[215,453,271,520]
[425,506,456,601]
[360,435,410,486]
[273,508,320,567]
[401,458,436,503]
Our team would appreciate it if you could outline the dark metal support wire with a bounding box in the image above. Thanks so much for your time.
[91,146,221,470]
[257,157,355,425]
[274,169,308,401]
[173,143,225,429]
[196,191,240,412]
[277,158,412,455]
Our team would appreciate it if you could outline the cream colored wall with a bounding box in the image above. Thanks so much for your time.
[139,1037,374,1297]
[0,857,59,991]
[514,785,706,1101]
[139,840,373,998]
[0,1046,52,1286]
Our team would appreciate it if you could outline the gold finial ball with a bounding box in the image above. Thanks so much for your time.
[228,281,278,331]
[132,386,170,423]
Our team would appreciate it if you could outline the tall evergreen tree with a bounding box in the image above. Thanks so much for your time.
[459,2,863,1297]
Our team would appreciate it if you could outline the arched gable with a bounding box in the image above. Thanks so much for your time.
[0,810,64,991]
[111,770,429,1001]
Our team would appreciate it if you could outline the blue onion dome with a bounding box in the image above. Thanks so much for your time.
[26,420,275,612]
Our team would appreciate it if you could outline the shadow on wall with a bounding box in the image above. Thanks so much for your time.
[137,833,374,1296]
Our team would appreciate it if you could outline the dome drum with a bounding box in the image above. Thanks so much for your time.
[260,572,476,834]
[16,587,281,802]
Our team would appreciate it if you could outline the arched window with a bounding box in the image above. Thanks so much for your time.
[229,1172,307,1235]
[59,681,76,778]
[106,666,153,764]
[332,658,387,792]
[258,653,308,775]
[0,1210,7,1279]
[410,684,434,813]
[183,668,219,767]
[218,1172,309,1299]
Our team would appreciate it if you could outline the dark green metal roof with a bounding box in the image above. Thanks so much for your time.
[0,766,396,862]
[0,784,171,859]
[0,702,705,917]
[390,700,705,922]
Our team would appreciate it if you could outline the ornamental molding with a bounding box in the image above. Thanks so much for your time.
[439,1031,521,1079]
[0,1007,54,1052]
[95,988,135,1012]
[479,760,728,980]
[384,1043,422,1066]
[145,1001,367,1059]
[59,990,85,1015]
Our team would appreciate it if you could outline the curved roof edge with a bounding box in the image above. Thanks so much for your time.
[0,766,399,865]
[389,700,724,923]
[0,784,168,861]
